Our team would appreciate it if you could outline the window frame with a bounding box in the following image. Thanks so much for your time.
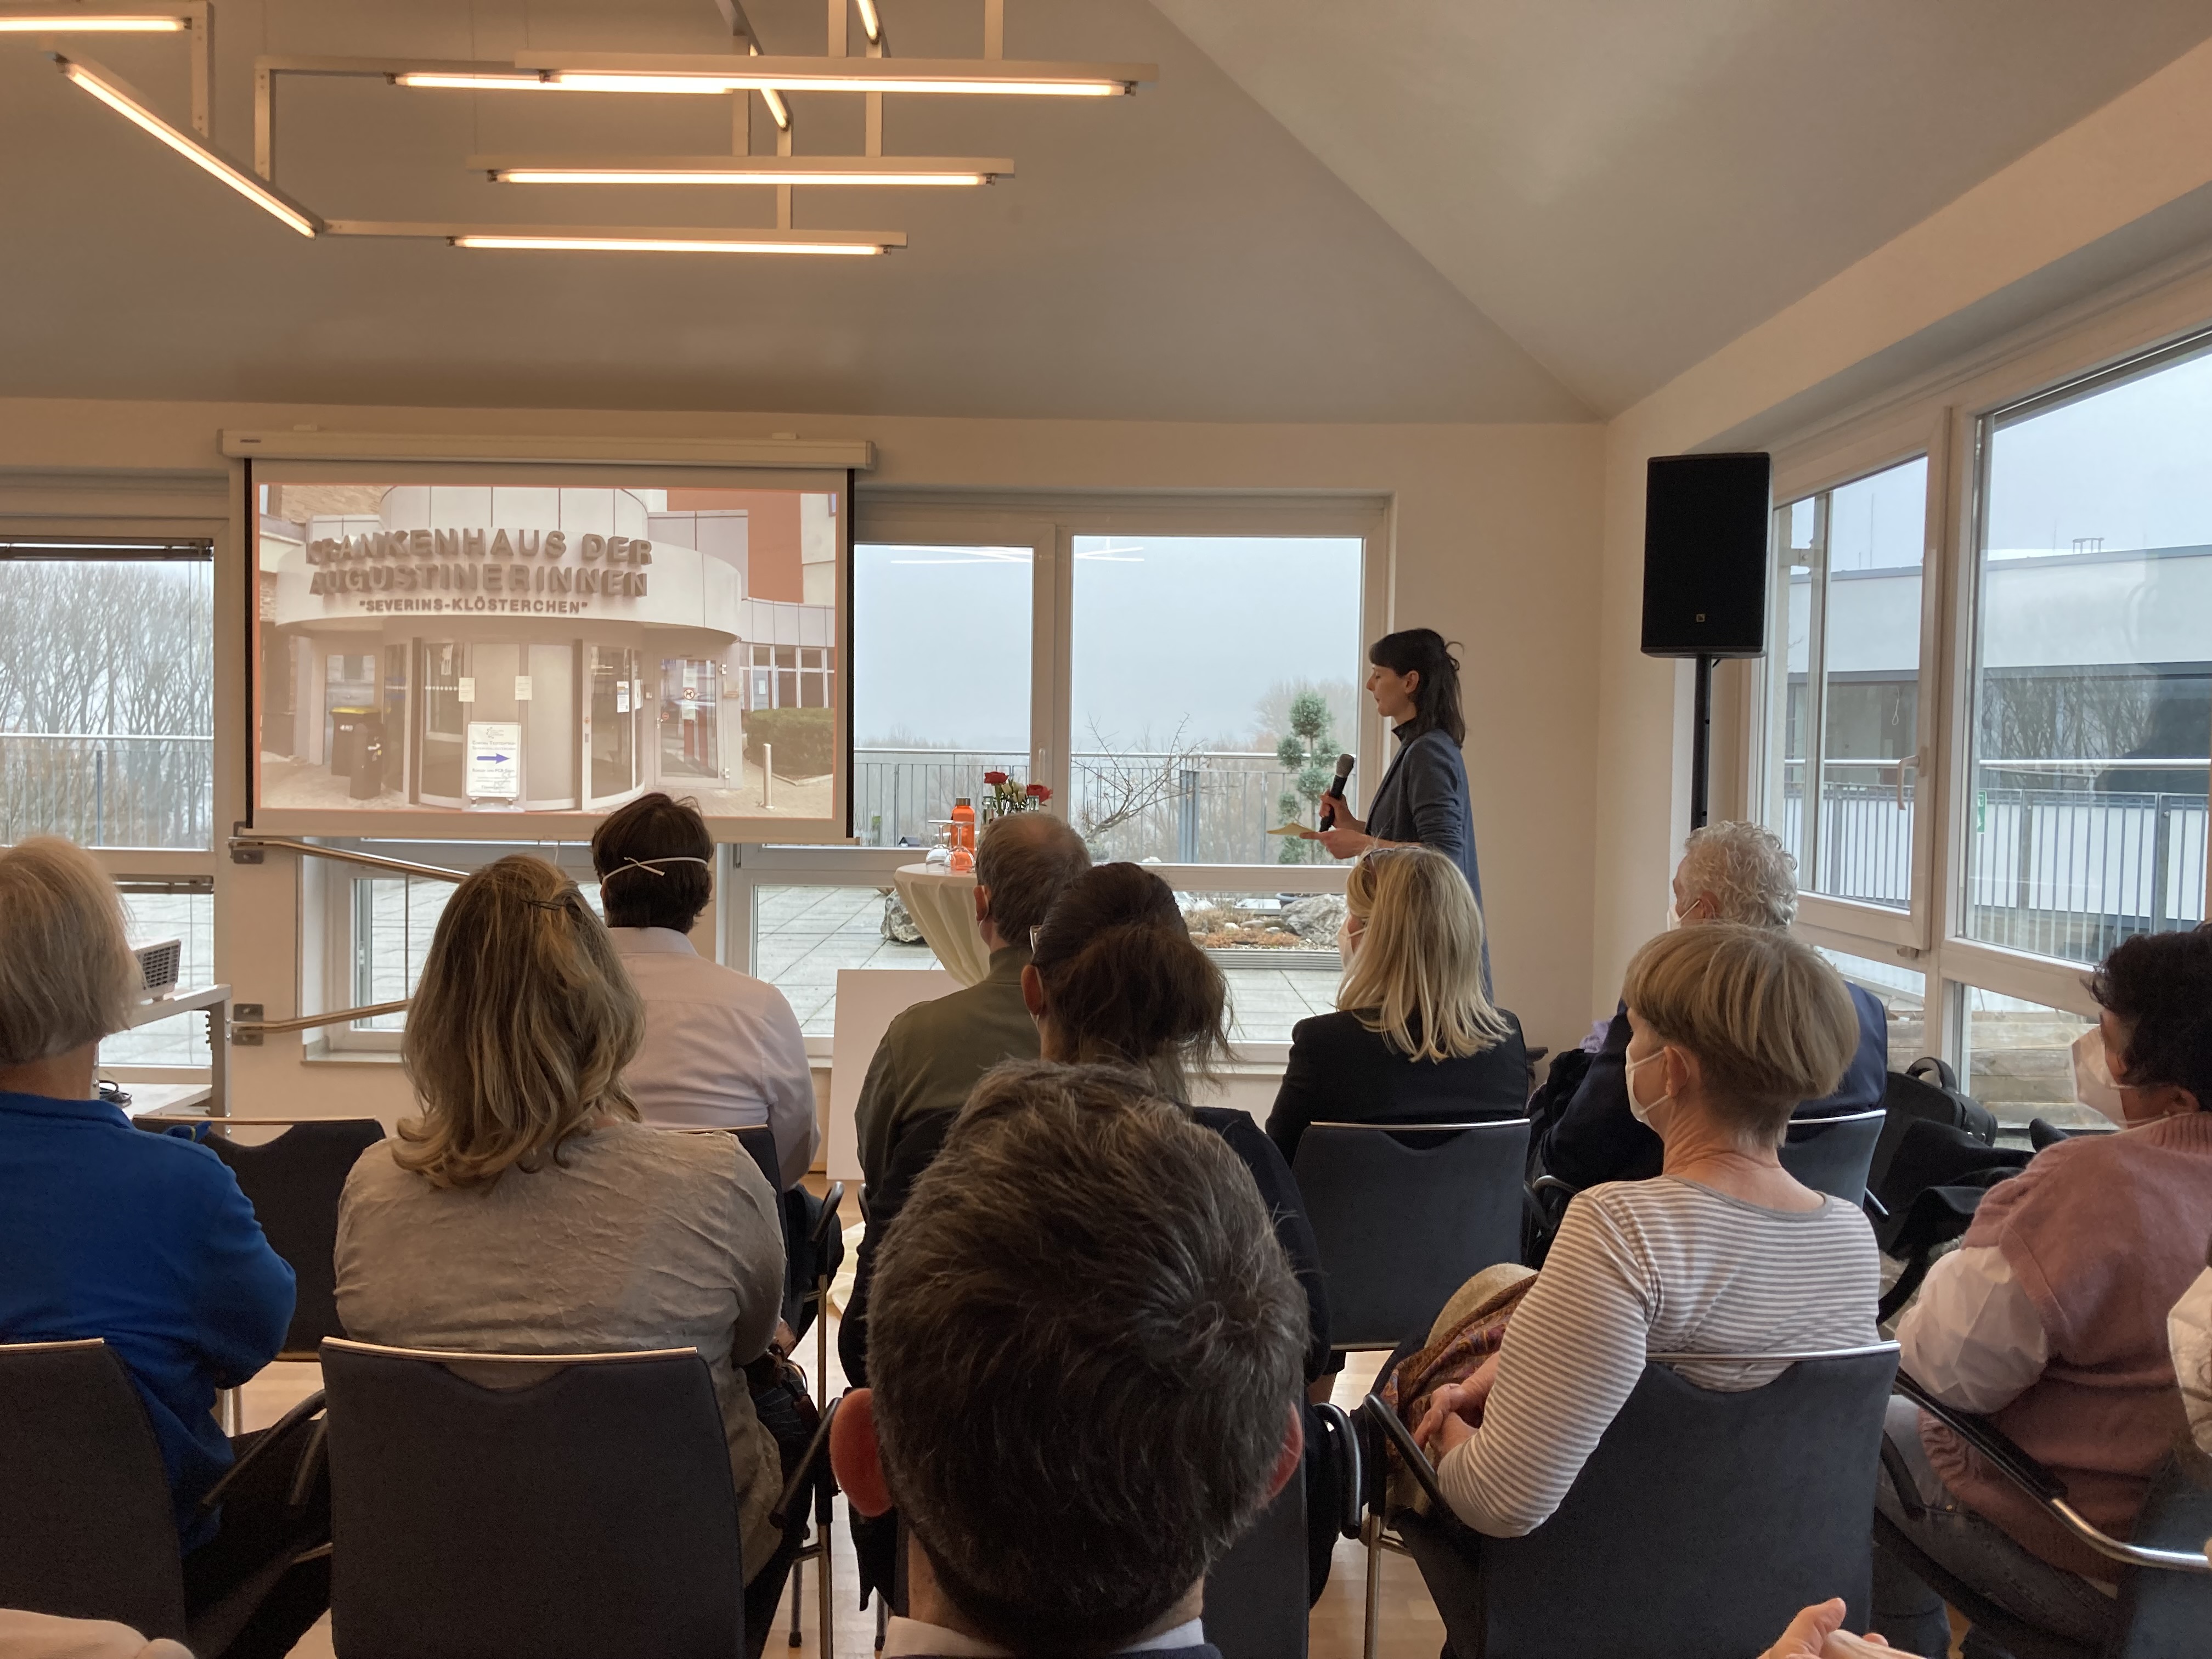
[1748,312,2212,1082]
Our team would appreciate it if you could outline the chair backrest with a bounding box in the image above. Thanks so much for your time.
[2112,1455,2212,1659]
[1778,1108,1886,1205]
[1472,1345,1899,1659]
[731,1125,782,1191]
[321,1338,747,1659]
[209,1119,386,1356]
[1293,1119,1531,1349]
[1203,1451,1307,1659]
[0,1339,188,1640]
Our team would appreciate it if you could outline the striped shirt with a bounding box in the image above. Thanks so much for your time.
[1435,1176,1880,1537]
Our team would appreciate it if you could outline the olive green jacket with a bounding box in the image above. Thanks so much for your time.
[852,946,1039,1188]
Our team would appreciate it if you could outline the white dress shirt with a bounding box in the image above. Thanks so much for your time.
[1896,1244,2052,1414]
[607,927,819,1188]
[879,1617,1207,1656]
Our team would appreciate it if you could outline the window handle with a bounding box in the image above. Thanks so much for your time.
[1897,750,1921,811]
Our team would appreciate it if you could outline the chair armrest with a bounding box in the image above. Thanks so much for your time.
[810,1182,845,1254]
[195,1387,326,1520]
[1527,1176,1579,1200]
[770,1391,842,1529]
[1312,1401,1362,1540]
[1893,1372,2212,1576]
[1359,1393,1449,1517]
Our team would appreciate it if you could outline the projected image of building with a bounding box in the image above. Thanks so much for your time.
[256,483,837,820]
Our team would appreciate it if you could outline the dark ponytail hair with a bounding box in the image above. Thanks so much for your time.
[1369,628,1465,746]
[1029,864,1230,1102]
[591,792,713,932]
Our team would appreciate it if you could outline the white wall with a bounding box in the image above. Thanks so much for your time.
[0,396,1603,1124]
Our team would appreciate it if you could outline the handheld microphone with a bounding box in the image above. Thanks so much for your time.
[1318,753,1355,830]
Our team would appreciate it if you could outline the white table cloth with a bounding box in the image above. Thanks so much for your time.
[891,863,992,986]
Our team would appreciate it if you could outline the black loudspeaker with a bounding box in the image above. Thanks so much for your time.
[1641,453,1771,659]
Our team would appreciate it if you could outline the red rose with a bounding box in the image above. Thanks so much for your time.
[1026,783,1051,799]
[983,771,1008,786]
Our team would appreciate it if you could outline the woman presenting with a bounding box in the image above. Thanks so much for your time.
[1318,627,1486,911]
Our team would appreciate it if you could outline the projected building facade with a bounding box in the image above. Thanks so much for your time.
[258,483,837,820]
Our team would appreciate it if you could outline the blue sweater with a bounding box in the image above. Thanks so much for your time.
[0,1091,294,1549]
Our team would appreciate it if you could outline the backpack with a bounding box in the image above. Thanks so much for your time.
[1868,1056,1997,1207]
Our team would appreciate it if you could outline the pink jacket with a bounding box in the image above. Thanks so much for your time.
[1922,1109,2212,1577]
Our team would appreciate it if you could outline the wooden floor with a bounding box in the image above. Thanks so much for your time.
[242,1338,1447,1659]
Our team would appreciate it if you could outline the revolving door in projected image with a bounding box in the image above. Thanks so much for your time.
[414,639,586,810]
[588,645,641,806]
[660,657,721,781]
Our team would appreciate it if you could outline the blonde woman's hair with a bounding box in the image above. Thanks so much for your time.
[1336,847,1511,1063]
[396,855,644,1188]
[1621,922,1858,1145]
[0,837,142,1066]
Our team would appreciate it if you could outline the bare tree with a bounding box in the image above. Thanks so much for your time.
[1074,716,1204,857]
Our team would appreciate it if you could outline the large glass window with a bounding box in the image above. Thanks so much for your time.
[1959,986,2102,1132]
[1769,458,1926,910]
[0,544,215,849]
[1968,349,2212,964]
[1070,535,1364,865]
[752,884,944,1038]
[850,544,1032,848]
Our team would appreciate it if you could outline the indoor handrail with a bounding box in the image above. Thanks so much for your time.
[228,834,469,882]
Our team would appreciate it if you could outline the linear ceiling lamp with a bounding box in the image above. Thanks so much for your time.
[854,0,882,45]
[323,219,903,256]
[0,11,183,30]
[514,53,1153,97]
[55,54,322,235]
[471,154,1012,187]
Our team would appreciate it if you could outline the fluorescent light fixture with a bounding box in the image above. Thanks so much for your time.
[56,54,322,236]
[473,154,1011,187]
[855,0,881,43]
[451,233,889,255]
[0,13,184,30]
[519,53,1152,98]
[391,70,565,91]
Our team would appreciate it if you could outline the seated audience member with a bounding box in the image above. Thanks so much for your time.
[1761,1601,1891,1658]
[333,855,798,1659]
[0,838,320,1659]
[1415,923,1880,1535]
[829,1062,1309,1658]
[1875,925,2212,1657]
[1266,845,1527,1164]
[851,811,1091,1188]
[1531,820,1887,1193]
[590,792,817,1188]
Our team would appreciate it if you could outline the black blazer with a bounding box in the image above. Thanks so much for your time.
[1265,1008,1530,1165]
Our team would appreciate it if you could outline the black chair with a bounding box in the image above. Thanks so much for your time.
[207,1119,386,1358]
[0,1338,325,1651]
[1778,1107,1887,1206]
[1366,1342,1899,1659]
[1202,1400,1360,1659]
[732,1124,782,1190]
[1877,1372,2212,1659]
[321,1338,749,1659]
[1293,1119,1531,1350]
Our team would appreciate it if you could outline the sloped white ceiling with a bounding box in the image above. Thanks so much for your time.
[1153,0,2212,413]
[0,0,1587,422]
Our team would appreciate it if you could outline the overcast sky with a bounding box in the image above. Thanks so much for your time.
[852,536,1365,754]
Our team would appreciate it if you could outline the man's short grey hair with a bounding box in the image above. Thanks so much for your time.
[0,837,142,1065]
[1679,821,1799,929]
[870,1061,1306,1655]
[974,812,1092,943]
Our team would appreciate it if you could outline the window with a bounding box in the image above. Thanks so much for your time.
[850,543,1032,849]
[99,880,217,1067]
[1756,320,2212,1124]
[0,541,215,850]
[752,883,945,1038]
[1767,457,1927,913]
[1071,535,1365,865]
[1967,347,2212,966]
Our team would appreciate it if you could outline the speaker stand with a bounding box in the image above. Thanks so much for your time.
[1690,652,1714,831]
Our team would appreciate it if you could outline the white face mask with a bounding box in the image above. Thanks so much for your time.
[1624,1046,1671,1126]
[1336,915,1363,962]
[2072,1025,2127,1126]
[1664,899,1683,932]
[2170,1266,2212,1456]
